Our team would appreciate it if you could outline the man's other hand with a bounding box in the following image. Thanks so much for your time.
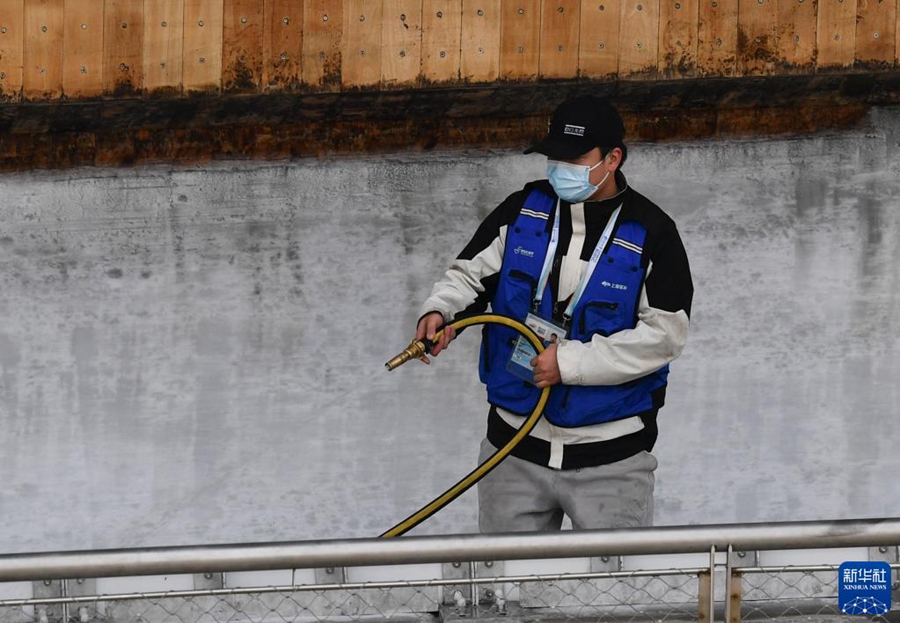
[415,312,456,364]
[531,343,561,388]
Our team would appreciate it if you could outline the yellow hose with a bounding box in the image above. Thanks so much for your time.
[381,314,551,538]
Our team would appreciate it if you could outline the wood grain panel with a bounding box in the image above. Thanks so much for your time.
[579,0,622,78]
[777,0,816,71]
[421,0,460,82]
[24,0,63,99]
[540,0,581,77]
[460,0,499,82]
[817,0,856,67]
[500,0,539,80]
[698,0,737,75]
[104,0,144,95]
[737,0,777,74]
[0,1,26,99]
[855,0,896,66]
[343,0,382,87]
[382,0,422,87]
[619,0,659,77]
[659,0,699,77]
[302,0,342,88]
[223,0,263,92]
[183,0,224,92]
[263,0,303,89]
[63,0,103,97]
[143,0,184,94]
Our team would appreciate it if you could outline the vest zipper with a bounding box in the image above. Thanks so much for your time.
[560,386,572,408]
[481,325,491,373]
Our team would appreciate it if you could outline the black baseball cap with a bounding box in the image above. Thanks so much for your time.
[524,95,626,160]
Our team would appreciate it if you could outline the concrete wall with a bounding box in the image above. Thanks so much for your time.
[0,107,898,554]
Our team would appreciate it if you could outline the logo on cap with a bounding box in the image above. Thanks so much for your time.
[563,125,585,137]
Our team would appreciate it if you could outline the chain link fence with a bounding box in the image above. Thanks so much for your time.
[734,564,900,622]
[4,563,897,623]
[2,522,899,623]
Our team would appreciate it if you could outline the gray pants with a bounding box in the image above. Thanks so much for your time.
[477,438,657,533]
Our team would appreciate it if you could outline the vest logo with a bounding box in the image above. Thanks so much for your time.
[601,280,628,291]
[563,124,585,137]
[514,246,535,258]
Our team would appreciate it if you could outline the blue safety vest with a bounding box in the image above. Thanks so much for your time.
[478,190,669,427]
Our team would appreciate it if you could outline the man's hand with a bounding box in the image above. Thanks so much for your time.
[530,343,561,388]
[415,312,456,364]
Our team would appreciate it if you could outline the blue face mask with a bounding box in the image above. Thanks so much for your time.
[547,159,611,203]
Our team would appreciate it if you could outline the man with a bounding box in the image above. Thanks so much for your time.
[416,95,693,532]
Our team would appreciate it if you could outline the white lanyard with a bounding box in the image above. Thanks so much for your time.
[533,199,622,322]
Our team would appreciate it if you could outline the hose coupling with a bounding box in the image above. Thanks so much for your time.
[385,339,431,371]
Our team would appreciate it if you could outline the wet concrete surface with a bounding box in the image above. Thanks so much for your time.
[0,108,898,554]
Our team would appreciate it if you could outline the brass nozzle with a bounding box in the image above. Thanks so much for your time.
[385,339,429,371]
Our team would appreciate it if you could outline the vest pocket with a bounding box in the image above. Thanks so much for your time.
[505,269,537,310]
[579,300,622,337]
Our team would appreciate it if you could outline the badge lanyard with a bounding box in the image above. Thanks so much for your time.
[532,199,622,325]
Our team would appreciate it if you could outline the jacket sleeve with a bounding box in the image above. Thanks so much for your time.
[418,192,525,322]
[556,219,693,386]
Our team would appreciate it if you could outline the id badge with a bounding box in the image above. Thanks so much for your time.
[506,313,566,385]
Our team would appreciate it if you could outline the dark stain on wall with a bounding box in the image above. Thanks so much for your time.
[0,73,898,170]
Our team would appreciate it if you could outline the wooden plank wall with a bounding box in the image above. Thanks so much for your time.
[2,0,900,100]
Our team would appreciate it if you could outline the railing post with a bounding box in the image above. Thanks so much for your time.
[442,561,471,605]
[68,578,98,622]
[725,544,742,623]
[31,580,63,623]
[475,560,503,605]
[699,545,716,623]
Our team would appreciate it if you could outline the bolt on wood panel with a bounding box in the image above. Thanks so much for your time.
[659,0,699,77]
[500,0,539,80]
[63,0,104,98]
[184,0,224,92]
[143,0,184,94]
[343,0,382,87]
[0,1,26,100]
[460,0,500,82]
[540,0,581,78]
[698,0,737,76]
[104,0,144,96]
[579,0,622,79]
[24,0,63,99]
[224,0,263,92]
[777,0,817,72]
[737,0,777,74]
[421,0,460,82]
[817,0,856,67]
[855,0,896,66]
[263,0,303,90]
[619,0,659,77]
[382,0,422,88]
[302,0,342,89]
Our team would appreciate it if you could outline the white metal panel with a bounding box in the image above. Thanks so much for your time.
[345,564,442,582]
[96,574,194,594]
[623,552,727,570]
[224,569,295,588]
[758,547,870,567]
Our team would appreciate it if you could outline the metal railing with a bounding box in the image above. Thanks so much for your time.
[1,518,898,623]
